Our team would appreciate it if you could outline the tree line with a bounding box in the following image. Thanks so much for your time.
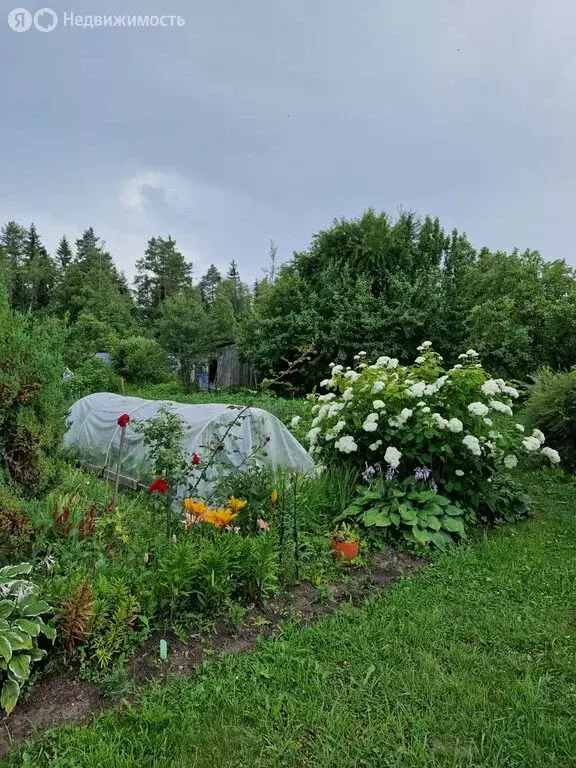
[1,210,576,392]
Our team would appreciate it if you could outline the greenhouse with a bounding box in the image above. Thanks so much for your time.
[64,393,315,499]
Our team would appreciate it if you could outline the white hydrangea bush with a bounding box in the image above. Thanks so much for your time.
[305,343,560,489]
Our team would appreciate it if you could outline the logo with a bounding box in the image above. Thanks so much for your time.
[7,8,32,31]
[34,7,57,31]
[7,7,58,31]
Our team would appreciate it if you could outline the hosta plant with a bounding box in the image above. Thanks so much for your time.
[0,563,56,715]
[343,470,468,549]
[304,343,560,524]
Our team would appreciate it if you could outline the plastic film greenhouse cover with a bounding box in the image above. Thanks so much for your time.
[64,393,315,499]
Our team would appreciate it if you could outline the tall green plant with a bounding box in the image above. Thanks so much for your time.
[0,285,67,495]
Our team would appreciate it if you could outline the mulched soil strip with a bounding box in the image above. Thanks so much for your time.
[0,550,425,758]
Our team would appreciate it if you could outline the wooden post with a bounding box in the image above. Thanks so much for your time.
[110,427,126,512]
[120,377,126,396]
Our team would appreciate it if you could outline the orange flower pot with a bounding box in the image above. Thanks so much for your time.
[331,538,359,562]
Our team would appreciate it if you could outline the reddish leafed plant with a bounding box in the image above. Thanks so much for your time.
[57,582,94,654]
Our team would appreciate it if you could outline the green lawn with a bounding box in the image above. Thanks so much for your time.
[5,470,576,768]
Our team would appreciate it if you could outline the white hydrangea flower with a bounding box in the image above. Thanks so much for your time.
[291,416,301,427]
[358,351,367,356]
[504,454,518,469]
[466,349,479,357]
[368,440,383,451]
[522,436,541,452]
[532,429,545,445]
[423,384,436,396]
[541,446,560,464]
[311,416,321,428]
[318,392,336,403]
[324,431,335,441]
[387,358,399,369]
[455,469,465,477]
[462,434,481,456]
[371,380,385,394]
[311,404,320,414]
[375,356,390,368]
[417,401,426,407]
[468,402,489,417]
[432,413,449,429]
[483,417,493,426]
[342,388,354,402]
[372,400,386,410]
[389,408,413,428]
[452,364,463,370]
[448,418,463,433]
[515,424,525,432]
[481,379,501,397]
[421,406,431,414]
[335,435,358,453]
[307,427,322,445]
[415,356,425,364]
[489,400,513,416]
[384,446,402,468]
[328,402,345,417]
[421,341,432,348]
[359,363,368,369]
[333,420,346,435]
[362,413,379,432]
[503,385,519,399]
[320,379,331,387]
[344,370,361,382]
[331,365,344,377]
[407,381,427,398]
[458,353,468,360]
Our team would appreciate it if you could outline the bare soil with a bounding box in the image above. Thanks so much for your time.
[0,549,425,758]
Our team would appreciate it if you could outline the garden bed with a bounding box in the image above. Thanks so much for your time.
[0,549,423,757]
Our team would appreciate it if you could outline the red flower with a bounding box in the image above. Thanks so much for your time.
[148,478,170,494]
[117,413,130,428]
[192,453,201,466]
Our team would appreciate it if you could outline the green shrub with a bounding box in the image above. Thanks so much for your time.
[304,343,560,535]
[0,563,56,715]
[0,292,67,495]
[525,367,576,472]
[65,357,121,401]
[113,336,173,384]
[0,486,35,564]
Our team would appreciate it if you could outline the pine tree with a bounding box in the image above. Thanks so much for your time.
[24,223,56,312]
[55,227,136,334]
[0,221,27,308]
[198,264,222,306]
[134,236,193,324]
[227,260,240,282]
[56,235,73,271]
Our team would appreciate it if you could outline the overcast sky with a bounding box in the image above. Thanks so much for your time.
[1,0,576,284]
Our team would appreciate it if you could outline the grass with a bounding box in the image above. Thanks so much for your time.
[127,381,307,425]
[5,469,576,767]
